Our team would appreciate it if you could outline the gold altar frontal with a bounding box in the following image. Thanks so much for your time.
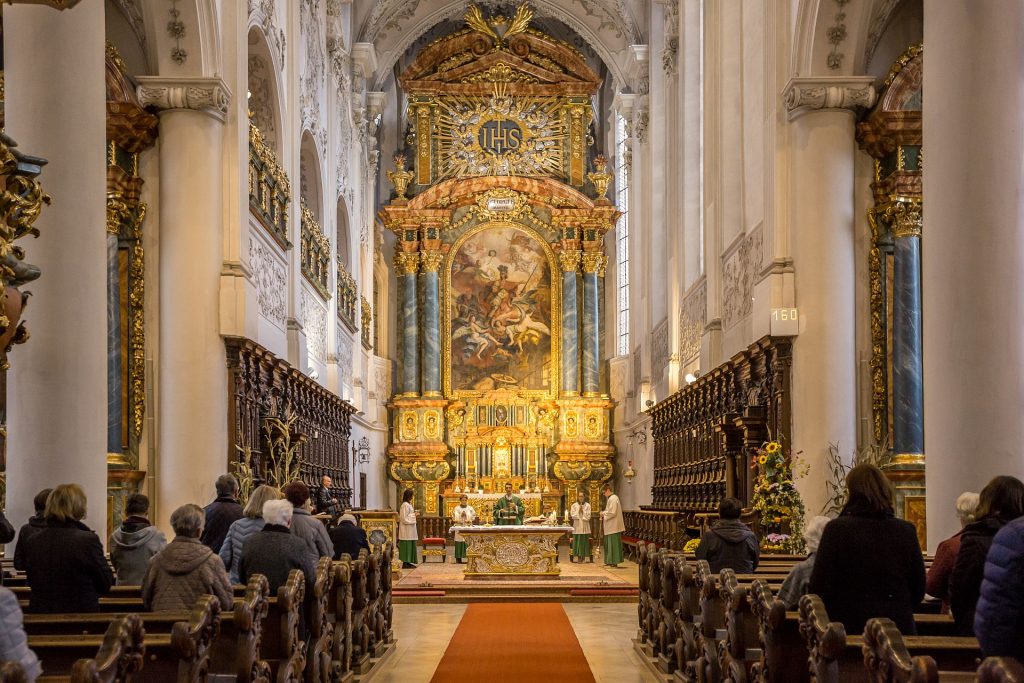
[453,525,574,579]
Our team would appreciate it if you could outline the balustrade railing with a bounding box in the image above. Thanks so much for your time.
[300,199,331,299]
[361,296,373,350]
[248,123,290,248]
[337,263,358,330]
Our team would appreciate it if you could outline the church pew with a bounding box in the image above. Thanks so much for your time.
[329,558,355,683]
[978,657,1024,683]
[306,556,336,683]
[862,617,979,683]
[259,570,306,683]
[798,594,980,683]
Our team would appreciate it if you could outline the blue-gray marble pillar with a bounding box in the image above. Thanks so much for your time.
[106,232,123,455]
[581,252,604,394]
[420,251,442,395]
[398,251,420,395]
[560,250,581,394]
[891,202,924,458]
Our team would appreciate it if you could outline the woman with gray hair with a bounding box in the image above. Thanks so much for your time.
[926,491,980,613]
[142,504,233,612]
[777,515,831,609]
[239,499,316,593]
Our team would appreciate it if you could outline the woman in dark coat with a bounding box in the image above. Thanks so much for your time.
[808,464,925,635]
[21,484,114,613]
[949,475,1024,635]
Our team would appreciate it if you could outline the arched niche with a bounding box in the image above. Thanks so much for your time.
[247,25,284,155]
[337,196,352,273]
[105,0,150,76]
[299,131,324,223]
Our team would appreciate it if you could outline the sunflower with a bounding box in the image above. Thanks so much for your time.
[765,442,782,454]
[757,454,768,465]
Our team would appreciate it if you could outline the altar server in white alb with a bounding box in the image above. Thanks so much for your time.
[570,491,592,562]
[600,483,624,567]
[451,494,476,563]
[398,488,419,569]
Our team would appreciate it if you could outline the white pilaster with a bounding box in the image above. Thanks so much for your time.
[783,76,875,516]
[4,3,108,538]
[137,76,232,527]
[923,0,1024,549]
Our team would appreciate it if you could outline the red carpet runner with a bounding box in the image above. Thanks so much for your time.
[429,603,596,682]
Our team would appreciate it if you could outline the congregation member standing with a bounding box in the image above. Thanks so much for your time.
[240,499,316,592]
[220,484,282,584]
[809,464,925,634]
[330,512,370,561]
[949,475,1024,635]
[451,494,476,564]
[201,474,243,554]
[600,484,624,567]
[570,491,592,563]
[282,480,333,560]
[109,493,167,585]
[12,488,50,572]
[21,484,113,613]
[925,491,979,613]
[975,514,1024,661]
[398,488,419,569]
[695,497,760,573]
[142,504,233,612]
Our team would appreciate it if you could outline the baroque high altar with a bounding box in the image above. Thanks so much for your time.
[382,3,618,520]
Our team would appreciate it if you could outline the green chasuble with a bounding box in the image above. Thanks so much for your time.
[492,494,525,525]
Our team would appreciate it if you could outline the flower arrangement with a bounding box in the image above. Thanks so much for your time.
[751,441,808,553]
[683,538,701,553]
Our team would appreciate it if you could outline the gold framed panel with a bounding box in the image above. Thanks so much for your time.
[442,220,561,399]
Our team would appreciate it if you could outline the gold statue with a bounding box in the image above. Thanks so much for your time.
[464,3,533,46]
[386,154,414,200]
[587,155,613,201]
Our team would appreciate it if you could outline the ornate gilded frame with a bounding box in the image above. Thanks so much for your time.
[442,220,561,399]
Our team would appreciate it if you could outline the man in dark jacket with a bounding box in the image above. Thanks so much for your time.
[201,474,243,554]
[314,475,340,518]
[695,497,760,573]
[13,489,51,572]
[330,512,369,560]
[976,515,1024,660]
[239,499,316,592]
[109,493,167,585]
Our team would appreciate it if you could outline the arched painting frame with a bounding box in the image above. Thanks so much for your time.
[443,221,561,398]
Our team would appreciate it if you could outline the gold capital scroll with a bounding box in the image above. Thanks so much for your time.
[420,250,444,273]
[581,252,607,276]
[558,249,582,273]
[888,198,922,239]
[394,250,420,275]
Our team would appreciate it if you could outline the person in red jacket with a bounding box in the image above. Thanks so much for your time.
[925,491,979,612]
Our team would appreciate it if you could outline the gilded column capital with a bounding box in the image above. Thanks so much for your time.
[581,252,608,276]
[135,76,232,122]
[559,249,582,273]
[888,198,923,239]
[394,250,420,275]
[783,76,877,120]
[420,250,444,273]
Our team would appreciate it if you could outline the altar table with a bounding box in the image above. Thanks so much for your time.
[451,525,574,579]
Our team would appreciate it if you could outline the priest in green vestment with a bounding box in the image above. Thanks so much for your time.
[493,483,525,525]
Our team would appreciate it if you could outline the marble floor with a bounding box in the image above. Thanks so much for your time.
[365,602,658,683]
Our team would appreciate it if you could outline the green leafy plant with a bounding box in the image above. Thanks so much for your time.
[232,444,256,506]
[821,441,890,516]
[751,441,808,553]
[264,411,305,488]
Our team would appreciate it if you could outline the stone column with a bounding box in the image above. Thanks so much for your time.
[3,3,109,536]
[394,250,420,396]
[782,77,876,516]
[888,200,924,460]
[419,250,442,396]
[136,77,232,525]
[559,249,582,395]
[581,252,606,395]
[923,0,1024,548]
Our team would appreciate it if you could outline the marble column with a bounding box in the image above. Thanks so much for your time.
[560,250,582,395]
[889,200,924,460]
[107,231,124,455]
[3,3,109,537]
[923,0,1024,549]
[420,251,442,396]
[136,77,231,527]
[782,77,876,516]
[581,252,605,395]
[395,250,420,396]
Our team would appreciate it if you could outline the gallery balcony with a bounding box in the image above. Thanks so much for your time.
[247,122,290,249]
